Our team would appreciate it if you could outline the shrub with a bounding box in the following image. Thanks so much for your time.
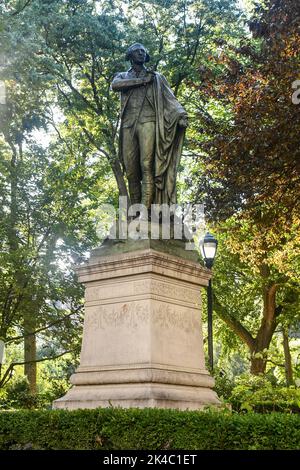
[0,374,71,411]
[229,374,300,413]
[213,369,235,400]
[0,408,300,450]
[0,388,8,410]
[1,377,41,410]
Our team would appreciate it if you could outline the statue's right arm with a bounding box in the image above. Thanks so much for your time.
[111,73,149,92]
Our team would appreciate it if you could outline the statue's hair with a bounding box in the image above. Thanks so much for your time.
[125,43,150,63]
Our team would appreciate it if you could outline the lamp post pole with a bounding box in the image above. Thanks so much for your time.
[199,232,218,373]
[207,278,214,371]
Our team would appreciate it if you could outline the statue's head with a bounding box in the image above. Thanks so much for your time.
[125,43,150,63]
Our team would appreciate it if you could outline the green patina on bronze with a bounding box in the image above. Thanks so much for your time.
[112,43,188,209]
[91,237,200,263]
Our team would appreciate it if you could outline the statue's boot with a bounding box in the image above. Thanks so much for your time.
[141,179,154,219]
[126,181,141,221]
[129,181,142,206]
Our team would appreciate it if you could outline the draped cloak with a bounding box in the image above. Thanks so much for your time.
[118,71,186,205]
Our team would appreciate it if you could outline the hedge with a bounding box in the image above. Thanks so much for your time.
[0,408,300,450]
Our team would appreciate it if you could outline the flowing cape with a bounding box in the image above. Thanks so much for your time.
[152,73,186,204]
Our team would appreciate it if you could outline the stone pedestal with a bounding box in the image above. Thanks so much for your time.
[53,239,220,410]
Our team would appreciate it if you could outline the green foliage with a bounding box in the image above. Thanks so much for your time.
[37,355,75,405]
[203,218,300,376]
[0,408,300,450]
[0,373,71,410]
[182,0,300,375]
[229,374,300,413]
[213,369,236,400]
[0,351,75,409]
[0,132,98,387]
[0,0,256,389]
[0,0,299,391]
[1,376,40,410]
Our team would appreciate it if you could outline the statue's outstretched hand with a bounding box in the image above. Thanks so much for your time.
[178,115,188,128]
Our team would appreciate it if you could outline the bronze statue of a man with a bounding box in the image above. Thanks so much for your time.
[112,43,188,210]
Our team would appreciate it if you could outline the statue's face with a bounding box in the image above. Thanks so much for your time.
[130,46,147,65]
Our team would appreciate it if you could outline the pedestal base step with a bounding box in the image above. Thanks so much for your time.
[53,382,220,411]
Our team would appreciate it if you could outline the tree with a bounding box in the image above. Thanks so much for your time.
[1,0,243,200]
[193,0,300,225]
[0,78,101,391]
[209,218,300,375]
[1,0,262,387]
[185,0,300,374]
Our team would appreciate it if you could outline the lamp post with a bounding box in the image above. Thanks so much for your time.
[200,232,218,371]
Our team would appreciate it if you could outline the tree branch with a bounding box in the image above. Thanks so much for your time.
[0,349,76,388]
[213,295,256,351]
[10,0,32,16]
[6,306,82,344]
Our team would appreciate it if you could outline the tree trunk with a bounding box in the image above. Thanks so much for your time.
[24,315,37,394]
[213,274,281,376]
[8,143,18,251]
[250,283,278,375]
[111,158,128,198]
[250,356,266,375]
[282,328,293,386]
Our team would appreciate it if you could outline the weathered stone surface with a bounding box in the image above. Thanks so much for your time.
[53,242,219,410]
